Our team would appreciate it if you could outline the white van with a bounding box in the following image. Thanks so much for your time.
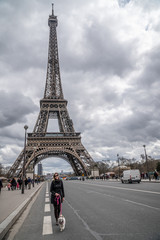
[121,169,141,183]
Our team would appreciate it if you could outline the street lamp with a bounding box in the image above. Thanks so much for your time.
[33,147,36,188]
[143,145,149,178]
[21,125,28,194]
[117,154,120,178]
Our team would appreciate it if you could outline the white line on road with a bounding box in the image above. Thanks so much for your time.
[125,199,160,211]
[45,197,50,202]
[73,181,160,195]
[42,216,53,235]
[46,182,48,192]
[88,190,160,211]
[44,203,51,212]
[65,199,102,240]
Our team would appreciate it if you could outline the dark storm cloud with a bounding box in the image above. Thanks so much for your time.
[0,0,48,73]
[0,126,25,143]
[138,47,160,88]
[117,112,159,142]
[60,16,137,78]
[1,0,160,171]
[0,90,38,128]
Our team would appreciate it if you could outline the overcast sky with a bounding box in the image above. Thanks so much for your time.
[0,0,160,174]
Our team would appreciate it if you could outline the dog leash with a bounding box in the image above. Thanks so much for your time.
[55,195,60,205]
[55,195,62,215]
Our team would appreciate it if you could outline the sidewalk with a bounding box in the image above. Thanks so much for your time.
[0,182,44,239]
[141,179,160,183]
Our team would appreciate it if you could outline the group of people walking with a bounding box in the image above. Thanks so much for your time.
[0,177,42,193]
[6,177,40,191]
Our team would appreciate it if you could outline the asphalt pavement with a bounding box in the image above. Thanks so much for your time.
[2,179,160,240]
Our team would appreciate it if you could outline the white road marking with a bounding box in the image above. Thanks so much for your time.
[125,199,160,211]
[73,181,160,195]
[42,182,53,235]
[44,203,51,212]
[42,216,53,235]
[87,190,160,211]
[45,197,50,202]
[65,199,102,240]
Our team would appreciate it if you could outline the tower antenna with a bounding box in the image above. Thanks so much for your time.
[52,3,54,15]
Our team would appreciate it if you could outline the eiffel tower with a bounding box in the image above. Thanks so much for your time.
[7,5,94,178]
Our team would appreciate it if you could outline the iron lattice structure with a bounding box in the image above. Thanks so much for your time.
[7,6,94,178]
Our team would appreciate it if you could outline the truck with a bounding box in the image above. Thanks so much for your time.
[121,169,141,183]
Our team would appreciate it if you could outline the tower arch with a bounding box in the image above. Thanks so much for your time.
[25,147,88,176]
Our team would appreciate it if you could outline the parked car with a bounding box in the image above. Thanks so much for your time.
[65,177,79,180]
[121,169,141,183]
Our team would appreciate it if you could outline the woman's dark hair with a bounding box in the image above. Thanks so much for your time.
[53,172,59,180]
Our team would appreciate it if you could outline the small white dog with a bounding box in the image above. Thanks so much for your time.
[58,214,66,231]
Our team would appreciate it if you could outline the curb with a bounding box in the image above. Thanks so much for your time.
[141,180,160,183]
[0,183,43,240]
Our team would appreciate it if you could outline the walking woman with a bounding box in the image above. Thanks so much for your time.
[50,173,65,225]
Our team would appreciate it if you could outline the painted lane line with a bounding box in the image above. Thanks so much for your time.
[65,199,102,240]
[73,181,160,195]
[125,199,160,211]
[42,216,53,235]
[88,190,160,211]
[45,197,50,203]
[44,203,51,212]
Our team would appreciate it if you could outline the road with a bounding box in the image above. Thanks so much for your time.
[5,180,160,240]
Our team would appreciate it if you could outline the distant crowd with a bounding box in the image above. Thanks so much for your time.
[141,170,159,180]
[0,177,41,193]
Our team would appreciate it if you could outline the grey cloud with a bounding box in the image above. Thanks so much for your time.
[1,0,160,170]
[0,126,25,143]
[139,47,160,87]
[0,1,48,73]
[60,18,137,78]
[133,0,160,11]
[118,0,131,8]
[0,91,38,128]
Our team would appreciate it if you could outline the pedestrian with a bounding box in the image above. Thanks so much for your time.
[50,173,65,225]
[17,178,22,190]
[7,181,11,191]
[154,170,159,180]
[25,178,28,189]
[11,178,17,190]
[31,178,34,187]
[16,181,20,190]
[0,179,3,194]
[28,177,31,189]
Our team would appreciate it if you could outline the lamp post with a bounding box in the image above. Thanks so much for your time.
[117,154,120,178]
[143,145,149,179]
[33,147,36,188]
[21,125,28,194]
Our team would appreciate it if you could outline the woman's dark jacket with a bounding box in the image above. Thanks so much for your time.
[50,179,65,204]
